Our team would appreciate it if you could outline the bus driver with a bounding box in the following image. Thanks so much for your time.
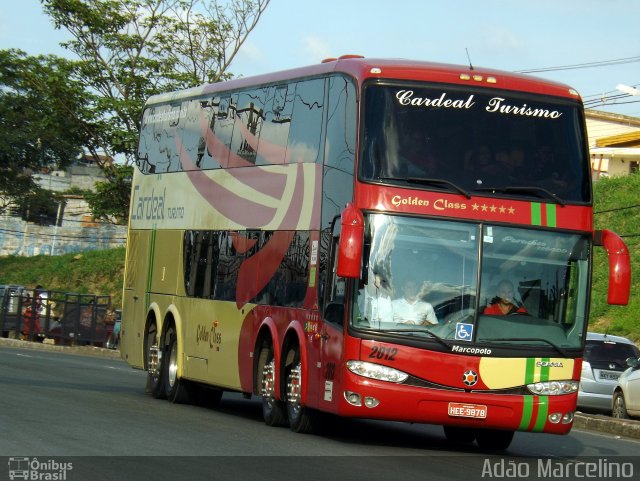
[392,279,438,325]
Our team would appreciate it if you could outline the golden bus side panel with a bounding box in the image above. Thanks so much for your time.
[121,230,151,368]
[178,297,247,390]
[150,230,184,296]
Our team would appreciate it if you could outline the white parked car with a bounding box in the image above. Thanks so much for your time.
[612,355,640,419]
[577,332,640,413]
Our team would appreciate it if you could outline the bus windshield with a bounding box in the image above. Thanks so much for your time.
[352,214,589,350]
[360,83,591,204]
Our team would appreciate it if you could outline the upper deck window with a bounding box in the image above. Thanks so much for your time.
[360,83,591,204]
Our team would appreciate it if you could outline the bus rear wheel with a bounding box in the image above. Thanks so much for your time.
[475,429,514,451]
[163,329,192,404]
[286,355,316,434]
[258,346,286,426]
[145,323,164,399]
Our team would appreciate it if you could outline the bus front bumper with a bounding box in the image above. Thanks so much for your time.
[336,373,576,435]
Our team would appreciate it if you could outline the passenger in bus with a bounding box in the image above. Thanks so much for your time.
[360,270,393,324]
[398,131,441,178]
[466,145,501,180]
[392,279,438,325]
[483,280,528,315]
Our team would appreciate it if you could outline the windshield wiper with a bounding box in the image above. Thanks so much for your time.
[482,337,569,357]
[378,177,471,199]
[474,186,566,206]
[384,328,452,348]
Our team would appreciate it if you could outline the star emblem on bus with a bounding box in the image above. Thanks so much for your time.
[463,370,478,386]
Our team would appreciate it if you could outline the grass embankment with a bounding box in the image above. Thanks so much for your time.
[590,173,640,342]
[0,247,125,306]
[0,174,638,340]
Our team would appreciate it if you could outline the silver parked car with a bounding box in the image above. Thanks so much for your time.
[577,332,640,413]
[612,354,640,419]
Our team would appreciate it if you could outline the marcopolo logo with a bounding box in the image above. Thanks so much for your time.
[8,457,73,480]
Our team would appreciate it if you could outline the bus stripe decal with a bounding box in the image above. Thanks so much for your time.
[540,357,550,382]
[531,203,542,225]
[145,227,156,310]
[533,397,549,432]
[519,396,534,430]
[525,358,537,384]
[546,204,557,227]
[531,203,557,227]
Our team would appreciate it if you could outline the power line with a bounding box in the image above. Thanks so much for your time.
[516,56,640,74]
[594,204,640,214]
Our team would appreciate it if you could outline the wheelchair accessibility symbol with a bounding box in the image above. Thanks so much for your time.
[455,322,474,341]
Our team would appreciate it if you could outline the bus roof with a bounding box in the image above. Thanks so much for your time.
[145,55,581,106]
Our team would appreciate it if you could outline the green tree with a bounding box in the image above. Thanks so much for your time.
[39,0,271,221]
[0,50,94,213]
[16,187,66,225]
[42,0,271,163]
[84,165,134,224]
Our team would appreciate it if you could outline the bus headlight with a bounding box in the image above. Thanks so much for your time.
[346,360,409,383]
[527,380,579,396]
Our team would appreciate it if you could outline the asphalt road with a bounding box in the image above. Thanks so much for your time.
[1,343,640,481]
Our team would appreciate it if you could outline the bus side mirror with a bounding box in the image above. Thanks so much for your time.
[336,203,364,278]
[594,229,631,305]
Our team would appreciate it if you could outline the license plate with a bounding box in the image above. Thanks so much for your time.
[448,402,487,419]
[599,371,620,381]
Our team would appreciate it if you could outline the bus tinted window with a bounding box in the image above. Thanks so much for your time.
[325,75,357,171]
[192,97,220,169]
[287,79,326,163]
[212,95,237,168]
[182,99,208,170]
[232,89,267,164]
[183,230,309,307]
[256,85,294,165]
[139,102,185,173]
[214,231,241,301]
[361,84,590,203]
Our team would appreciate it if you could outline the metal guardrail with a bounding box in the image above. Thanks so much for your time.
[0,288,114,347]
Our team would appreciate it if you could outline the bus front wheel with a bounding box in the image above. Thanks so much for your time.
[443,425,477,444]
[475,429,514,451]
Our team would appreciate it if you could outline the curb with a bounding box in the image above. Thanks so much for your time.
[2,337,640,439]
[574,412,640,439]
[0,337,122,360]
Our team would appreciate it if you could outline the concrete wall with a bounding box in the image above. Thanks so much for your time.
[0,218,126,257]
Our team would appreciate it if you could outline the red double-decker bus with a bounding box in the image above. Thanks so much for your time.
[120,56,630,450]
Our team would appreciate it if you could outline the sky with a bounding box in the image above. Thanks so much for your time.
[0,0,639,116]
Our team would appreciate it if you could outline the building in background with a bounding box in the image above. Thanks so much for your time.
[585,110,640,179]
[0,156,126,257]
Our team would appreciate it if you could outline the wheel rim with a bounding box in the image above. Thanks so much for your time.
[613,394,625,417]
[147,329,160,381]
[287,362,302,417]
[261,359,276,408]
[168,338,178,389]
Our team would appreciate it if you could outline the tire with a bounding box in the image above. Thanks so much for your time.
[257,346,286,426]
[285,353,316,434]
[443,426,477,444]
[145,323,165,399]
[612,391,630,419]
[475,429,514,451]
[163,329,192,404]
